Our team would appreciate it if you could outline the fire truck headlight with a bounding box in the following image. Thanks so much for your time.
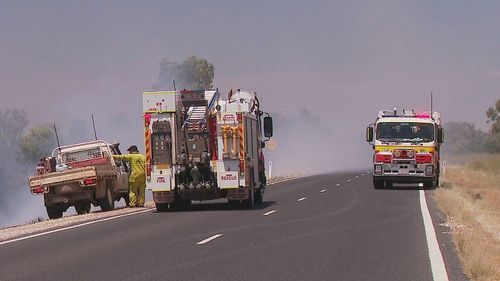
[425,165,434,176]
[374,164,383,175]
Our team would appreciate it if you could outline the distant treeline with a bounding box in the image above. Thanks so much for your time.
[443,99,500,154]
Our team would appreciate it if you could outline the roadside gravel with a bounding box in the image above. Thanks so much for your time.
[0,203,154,242]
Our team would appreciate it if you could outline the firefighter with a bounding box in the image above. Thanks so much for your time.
[113,145,146,207]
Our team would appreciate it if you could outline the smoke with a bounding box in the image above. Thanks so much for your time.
[153,59,179,90]
[266,108,370,177]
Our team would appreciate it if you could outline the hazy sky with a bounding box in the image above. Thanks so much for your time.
[1,0,499,168]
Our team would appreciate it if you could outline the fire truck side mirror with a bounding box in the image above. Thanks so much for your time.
[437,126,444,144]
[264,116,273,138]
[366,126,374,142]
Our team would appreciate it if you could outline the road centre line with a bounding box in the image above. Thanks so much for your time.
[263,210,277,216]
[197,234,223,245]
[320,189,327,193]
[297,197,307,202]
[346,179,351,182]
[419,190,449,281]
[336,184,341,187]
[0,209,152,246]
[355,176,359,178]
[361,173,365,176]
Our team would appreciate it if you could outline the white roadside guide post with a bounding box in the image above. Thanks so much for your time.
[442,161,446,175]
[268,161,273,179]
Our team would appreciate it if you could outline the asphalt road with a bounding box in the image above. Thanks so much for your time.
[0,171,467,281]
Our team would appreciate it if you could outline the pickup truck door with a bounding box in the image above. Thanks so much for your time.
[116,161,128,191]
[109,147,129,192]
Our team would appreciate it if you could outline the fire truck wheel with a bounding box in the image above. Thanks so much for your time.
[385,181,393,189]
[99,187,115,212]
[254,188,263,204]
[373,178,385,189]
[155,203,168,212]
[46,206,63,219]
[423,179,436,189]
[75,202,91,215]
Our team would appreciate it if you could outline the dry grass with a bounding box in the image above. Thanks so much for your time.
[435,154,500,281]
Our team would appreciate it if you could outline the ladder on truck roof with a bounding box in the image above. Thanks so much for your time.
[181,90,220,131]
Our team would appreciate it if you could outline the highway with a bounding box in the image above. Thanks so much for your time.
[0,171,467,281]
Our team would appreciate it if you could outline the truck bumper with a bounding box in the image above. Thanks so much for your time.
[44,190,93,207]
[373,163,436,178]
[153,191,175,204]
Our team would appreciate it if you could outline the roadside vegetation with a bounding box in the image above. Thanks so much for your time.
[436,154,500,281]
[435,99,500,281]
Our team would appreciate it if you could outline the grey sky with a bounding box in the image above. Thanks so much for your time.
[0,0,499,165]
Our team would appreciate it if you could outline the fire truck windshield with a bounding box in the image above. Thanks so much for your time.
[376,122,434,142]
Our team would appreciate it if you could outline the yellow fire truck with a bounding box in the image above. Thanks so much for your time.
[366,109,444,189]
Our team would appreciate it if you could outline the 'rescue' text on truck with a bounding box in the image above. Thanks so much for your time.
[143,89,273,211]
[366,109,444,189]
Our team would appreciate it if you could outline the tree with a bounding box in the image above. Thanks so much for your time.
[485,99,500,152]
[442,121,490,153]
[153,56,215,90]
[18,124,57,165]
[0,108,28,206]
[0,108,28,150]
[486,99,500,135]
[178,56,214,90]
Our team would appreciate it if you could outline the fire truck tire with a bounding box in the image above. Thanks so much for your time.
[245,171,256,208]
[423,178,436,189]
[386,181,393,189]
[373,178,385,189]
[99,187,115,212]
[155,203,168,212]
[46,206,63,219]
[182,199,192,207]
[254,188,263,204]
[75,202,91,215]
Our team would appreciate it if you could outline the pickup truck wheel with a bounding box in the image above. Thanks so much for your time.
[123,195,130,207]
[75,202,91,215]
[46,206,63,219]
[100,187,115,212]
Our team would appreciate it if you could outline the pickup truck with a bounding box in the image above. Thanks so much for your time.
[28,140,129,219]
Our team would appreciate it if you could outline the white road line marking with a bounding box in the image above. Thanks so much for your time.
[346,179,351,182]
[336,184,341,187]
[297,197,307,202]
[355,176,359,178]
[197,234,223,245]
[320,189,327,193]
[361,173,365,176]
[419,190,450,281]
[0,209,152,246]
[263,210,277,216]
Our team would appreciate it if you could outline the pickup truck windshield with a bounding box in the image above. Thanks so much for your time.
[376,122,434,142]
